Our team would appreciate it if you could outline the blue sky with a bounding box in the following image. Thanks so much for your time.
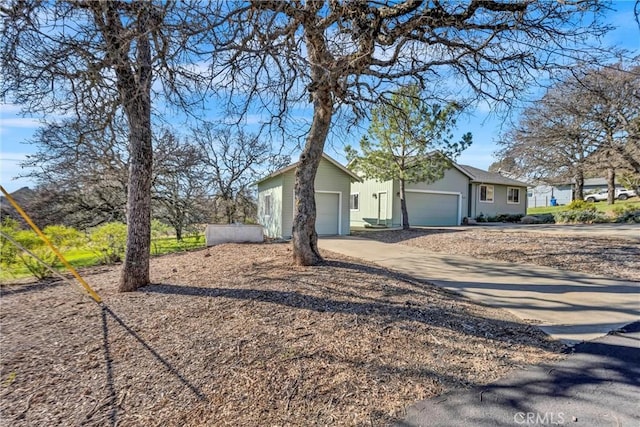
[1,1,639,193]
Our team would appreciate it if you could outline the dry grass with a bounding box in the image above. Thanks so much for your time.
[354,228,640,282]
[0,243,564,426]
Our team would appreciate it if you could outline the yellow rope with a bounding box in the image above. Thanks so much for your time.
[1,185,102,303]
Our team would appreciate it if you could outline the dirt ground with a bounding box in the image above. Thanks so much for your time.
[354,227,640,282]
[0,243,564,426]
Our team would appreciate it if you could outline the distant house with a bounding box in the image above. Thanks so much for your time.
[349,163,528,228]
[256,153,361,239]
[528,178,629,207]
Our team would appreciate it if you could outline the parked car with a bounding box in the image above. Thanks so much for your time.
[584,188,637,202]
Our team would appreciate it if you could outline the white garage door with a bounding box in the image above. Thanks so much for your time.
[405,192,459,226]
[315,192,340,235]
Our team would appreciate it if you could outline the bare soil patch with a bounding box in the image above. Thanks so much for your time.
[354,227,640,282]
[0,243,564,426]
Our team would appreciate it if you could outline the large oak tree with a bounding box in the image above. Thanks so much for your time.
[213,0,611,265]
[1,1,217,291]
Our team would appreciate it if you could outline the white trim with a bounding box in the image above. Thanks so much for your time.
[292,190,343,235]
[349,192,360,211]
[507,186,521,204]
[405,189,463,225]
[478,184,494,203]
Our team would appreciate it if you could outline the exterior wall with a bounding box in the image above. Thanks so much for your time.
[257,175,283,238]
[349,178,394,227]
[205,224,264,246]
[469,183,527,218]
[528,184,572,207]
[388,167,469,227]
[277,158,353,238]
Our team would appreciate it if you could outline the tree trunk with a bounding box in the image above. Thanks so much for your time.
[118,12,153,292]
[573,169,585,201]
[291,88,332,266]
[606,167,615,205]
[399,178,410,230]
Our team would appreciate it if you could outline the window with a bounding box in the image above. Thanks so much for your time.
[264,194,272,217]
[479,184,494,203]
[508,187,521,204]
[350,193,359,211]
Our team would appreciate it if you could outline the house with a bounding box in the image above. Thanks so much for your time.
[349,163,528,228]
[459,165,529,219]
[527,178,629,207]
[256,153,361,239]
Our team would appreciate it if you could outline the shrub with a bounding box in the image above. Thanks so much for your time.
[495,213,524,223]
[12,230,59,280]
[535,213,556,224]
[89,222,127,264]
[43,225,86,249]
[554,209,608,224]
[566,199,593,211]
[0,218,21,267]
[611,205,640,223]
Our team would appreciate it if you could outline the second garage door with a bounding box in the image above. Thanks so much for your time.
[315,192,340,235]
[405,192,459,226]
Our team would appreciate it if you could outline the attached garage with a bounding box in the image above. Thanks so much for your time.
[315,192,340,235]
[405,190,461,226]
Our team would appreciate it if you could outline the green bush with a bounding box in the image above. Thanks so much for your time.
[495,213,524,223]
[12,230,59,280]
[0,218,21,267]
[566,199,593,211]
[611,205,640,223]
[0,221,84,279]
[89,222,127,264]
[43,225,86,249]
[535,213,556,224]
[554,209,608,224]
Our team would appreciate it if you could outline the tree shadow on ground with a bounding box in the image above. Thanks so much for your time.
[92,305,207,426]
[143,276,557,352]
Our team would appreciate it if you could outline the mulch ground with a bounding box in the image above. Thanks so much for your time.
[0,243,565,426]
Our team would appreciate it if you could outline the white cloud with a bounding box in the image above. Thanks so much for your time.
[0,104,23,114]
[0,117,43,129]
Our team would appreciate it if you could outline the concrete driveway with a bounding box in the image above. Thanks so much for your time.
[318,237,640,344]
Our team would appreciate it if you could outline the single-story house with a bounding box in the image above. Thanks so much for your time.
[256,153,361,239]
[528,177,628,207]
[350,163,528,228]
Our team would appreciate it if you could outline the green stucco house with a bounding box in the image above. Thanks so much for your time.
[349,163,528,228]
[256,153,361,239]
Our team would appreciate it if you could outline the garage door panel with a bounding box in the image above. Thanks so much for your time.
[406,192,458,226]
[315,192,339,235]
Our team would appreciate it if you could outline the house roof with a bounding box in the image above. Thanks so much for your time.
[255,153,362,185]
[458,164,529,187]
